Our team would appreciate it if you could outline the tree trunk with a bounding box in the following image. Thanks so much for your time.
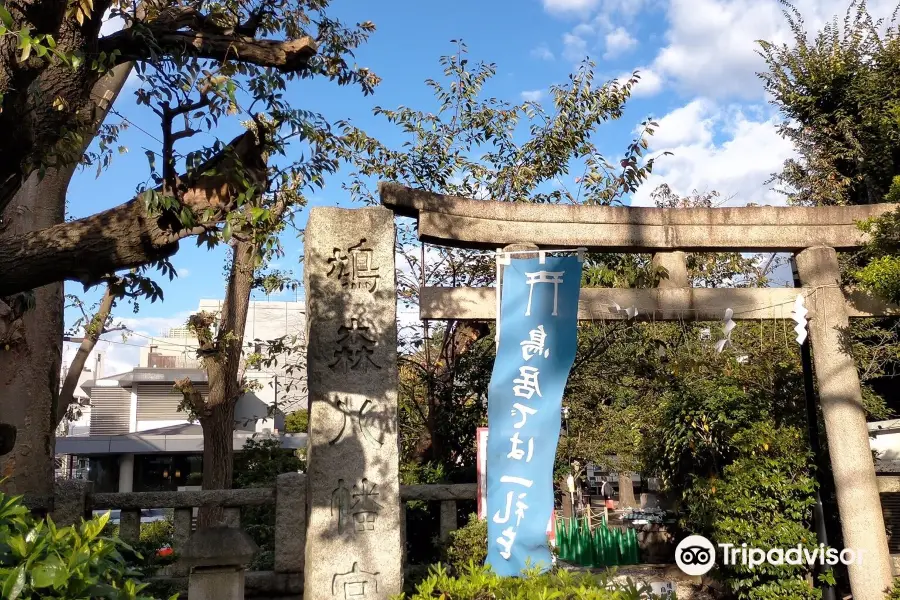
[0,175,66,496]
[415,320,489,465]
[198,399,237,526]
[0,128,267,297]
[0,63,133,497]
[617,472,637,508]
[196,239,256,526]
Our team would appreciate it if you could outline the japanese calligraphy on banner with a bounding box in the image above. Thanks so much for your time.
[486,256,582,577]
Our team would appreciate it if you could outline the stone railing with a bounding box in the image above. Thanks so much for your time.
[34,476,476,598]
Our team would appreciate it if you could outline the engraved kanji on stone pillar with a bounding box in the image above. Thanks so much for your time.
[304,207,401,600]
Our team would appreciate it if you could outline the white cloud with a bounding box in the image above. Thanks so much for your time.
[648,0,900,99]
[630,99,796,207]
[647,98,717,147]
[521,89,544,102]
[616,67,663,98]
[562,32,590,62]
[543,0,602,13]
[604,27,637,59]
[531,44,555,61]
[176,267,190,278]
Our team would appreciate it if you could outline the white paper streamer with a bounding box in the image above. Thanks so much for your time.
[791,294,808,345]
[715,308,735,353]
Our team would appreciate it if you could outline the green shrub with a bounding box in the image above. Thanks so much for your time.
[0,490,175,600]
[233,437,305,570]
[134,519,177,575]
[100,516,177,576]
[395,563,672,600]
[650,376,820,600]
[888,578,900,600]
[441,513,487,574]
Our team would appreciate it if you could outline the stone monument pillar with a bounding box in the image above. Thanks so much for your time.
[796,246,894,599]
[304,207,402,600]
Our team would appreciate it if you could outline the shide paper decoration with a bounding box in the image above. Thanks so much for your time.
[486,253,582,577]
[791,294,809,345]
[715,308,736,353]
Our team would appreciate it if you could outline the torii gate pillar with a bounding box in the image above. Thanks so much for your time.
[796,246,893,598]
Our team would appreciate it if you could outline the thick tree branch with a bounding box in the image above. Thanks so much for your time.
[0,129,268,296]
[101,29,318,72]
[57,285,117,425]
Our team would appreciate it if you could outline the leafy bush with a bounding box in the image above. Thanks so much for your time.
[888,578,900,600]
[396,563,671,600]
[650,376,820,600]
[101,516,177,576]
[134,519,177,575]
[0,490,175,600]
[441,513,487,574]
[283,409,308,433]
[232,437,305,570]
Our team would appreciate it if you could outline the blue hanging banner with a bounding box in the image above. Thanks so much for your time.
[485,255,582,576]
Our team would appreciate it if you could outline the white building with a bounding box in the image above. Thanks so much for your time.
[56,299,308,492]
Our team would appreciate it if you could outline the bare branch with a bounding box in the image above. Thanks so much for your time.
[57,285,117,425]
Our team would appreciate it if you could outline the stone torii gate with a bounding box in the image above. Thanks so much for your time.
[376,182,898,600]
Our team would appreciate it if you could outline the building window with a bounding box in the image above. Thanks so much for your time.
[134,454,203,492]
[85,456,119,493]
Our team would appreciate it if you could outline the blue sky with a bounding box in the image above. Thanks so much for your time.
[63,0,897,374]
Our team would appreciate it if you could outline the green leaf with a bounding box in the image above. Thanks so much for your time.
[30,555,67,589]
[2,566,25,600]
[0,4,12,28]
[19,40,31,62]
[250,206,266,223]
[7,535,27,558]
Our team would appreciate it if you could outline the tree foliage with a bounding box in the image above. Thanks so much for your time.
[646,373,819,599]
[758,0,900,206]
[759,0,900,417]
[0,0,379,296]
[283,409,308,433]
[341,41,665,481]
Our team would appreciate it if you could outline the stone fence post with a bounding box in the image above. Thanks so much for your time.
[182,527,258,600]
[274,472,305,574]
[51,480,92,527]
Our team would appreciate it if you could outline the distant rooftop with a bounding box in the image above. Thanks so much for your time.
[82,368,208,390]
[56,425,306,455]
